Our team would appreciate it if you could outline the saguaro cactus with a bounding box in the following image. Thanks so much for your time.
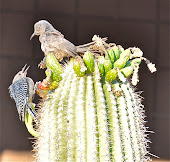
[32,36,156,162]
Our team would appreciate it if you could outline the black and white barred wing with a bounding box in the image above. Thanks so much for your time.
[9,78,30,120]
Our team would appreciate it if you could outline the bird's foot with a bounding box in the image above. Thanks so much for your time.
[38,61,47,69]
[38,57,47,69]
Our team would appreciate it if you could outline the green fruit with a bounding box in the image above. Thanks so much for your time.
[119,49,131,58]
[105,68,118,82]
[121,66,134,77]
[51,71,62,81]
[113,57,129,69]
[46,53,63,74]
[45,69,62,82]
[118,47,124,55]
[107,49,115,63]
[73,59,85,77]
[83,52,94,73]
[112,46,120,60]
[113,50,131,69]
[125,58,142,67]
[97,56,105,75]
[104,59,112,73]
[98,63,105,76]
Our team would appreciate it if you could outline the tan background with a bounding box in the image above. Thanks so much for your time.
[0,0,169,161]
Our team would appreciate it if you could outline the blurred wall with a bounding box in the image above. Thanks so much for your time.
[0,0,169,159]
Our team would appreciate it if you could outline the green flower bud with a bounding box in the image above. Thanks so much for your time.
[121,66,134,78]
[104,59,112,73]
[112,46,120,60]
[107,49,115,63]
[125,58,142,67]
[98,56,105,76]
[83,52,94,73]
[113,57,129,69]
[118,46,124,55]
[119,49,131,58]
[45,69,62,82]
[105,68,118,82]
[51,71,62,81]
[46,53,63,74]
[73,59,85,77]
[113,49,131,69]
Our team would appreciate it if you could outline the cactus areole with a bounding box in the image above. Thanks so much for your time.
[32,35,156,162]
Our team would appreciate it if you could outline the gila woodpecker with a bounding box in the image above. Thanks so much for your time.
[9,64,37,122]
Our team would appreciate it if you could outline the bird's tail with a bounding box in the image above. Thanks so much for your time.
[76,46,90,53]
[26,103,38,123]
[76,37,108,53]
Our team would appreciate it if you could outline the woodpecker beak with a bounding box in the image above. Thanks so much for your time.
[22,64,30,74]
[30,32,36,40]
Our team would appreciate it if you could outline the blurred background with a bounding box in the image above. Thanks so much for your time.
[0,0,169,161]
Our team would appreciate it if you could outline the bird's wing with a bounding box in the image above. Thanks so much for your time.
[9,84,15,99]
[46,33,77,57]
[9,78,30,116]
[47,29,64,37]
[58,38,77,56]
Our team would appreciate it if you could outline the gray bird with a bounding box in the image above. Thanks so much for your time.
[30,20,105,67]
[9,65,37,122]
[30,20,77,61]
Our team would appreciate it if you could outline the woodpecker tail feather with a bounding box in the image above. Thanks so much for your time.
[26,103,38,123]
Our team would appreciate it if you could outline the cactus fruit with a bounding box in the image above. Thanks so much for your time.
[32,35,156,161]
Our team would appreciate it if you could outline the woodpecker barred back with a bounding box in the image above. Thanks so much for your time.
[9,65,37,122]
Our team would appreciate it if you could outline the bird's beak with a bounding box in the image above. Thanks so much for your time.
[30,32,36,40]
[22,64,30,74]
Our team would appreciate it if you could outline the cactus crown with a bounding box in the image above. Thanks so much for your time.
[26,35,156,161]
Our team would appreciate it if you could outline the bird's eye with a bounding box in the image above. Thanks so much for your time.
[37,25,42,31]
[35,24,41,32]
[36,27,40,31]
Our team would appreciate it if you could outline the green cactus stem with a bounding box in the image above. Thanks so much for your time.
[33,35,156,162]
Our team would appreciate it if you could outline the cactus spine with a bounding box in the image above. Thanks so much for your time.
[33,36,156,162]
